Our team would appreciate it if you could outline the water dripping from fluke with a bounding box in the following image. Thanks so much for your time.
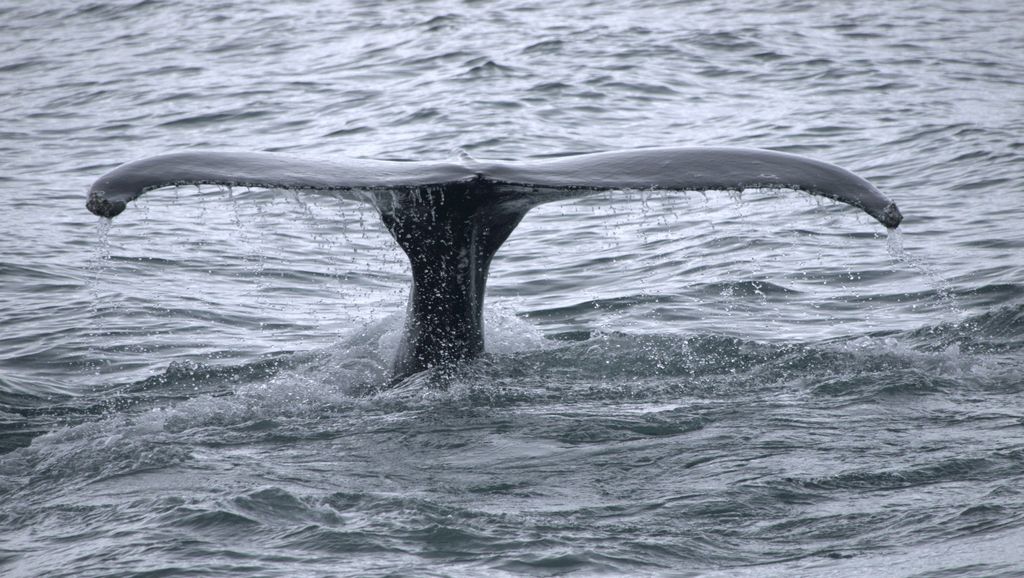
[886,227,964,318]
[86,217,115,380]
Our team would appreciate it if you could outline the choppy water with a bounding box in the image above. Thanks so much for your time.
[2,0,1023,575]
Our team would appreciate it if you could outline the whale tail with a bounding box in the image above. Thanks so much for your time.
[87,147,903,380]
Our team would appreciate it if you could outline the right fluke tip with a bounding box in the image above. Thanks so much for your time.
[86,190,126,218]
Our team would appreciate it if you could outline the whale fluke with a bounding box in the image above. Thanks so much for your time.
[87,147,903,380]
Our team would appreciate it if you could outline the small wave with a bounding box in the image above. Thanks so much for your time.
[698,280,798,296]
[905,303,1024,353]
[157,110,271,128]
[787,450,1024,493]
[419,14,461,32]
[0,415,190,495]
[71,0,159,18]
[521,39,565,54]
[460,58,518,78]
[0,57,49,74]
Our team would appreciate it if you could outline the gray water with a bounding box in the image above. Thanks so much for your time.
[2,0,1023,575]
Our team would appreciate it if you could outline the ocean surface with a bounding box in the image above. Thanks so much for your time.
[2,0,1023,575]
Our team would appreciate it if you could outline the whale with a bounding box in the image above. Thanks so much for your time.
[87,147,903,381]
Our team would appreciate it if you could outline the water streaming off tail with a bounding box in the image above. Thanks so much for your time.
[886,226,965,319]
